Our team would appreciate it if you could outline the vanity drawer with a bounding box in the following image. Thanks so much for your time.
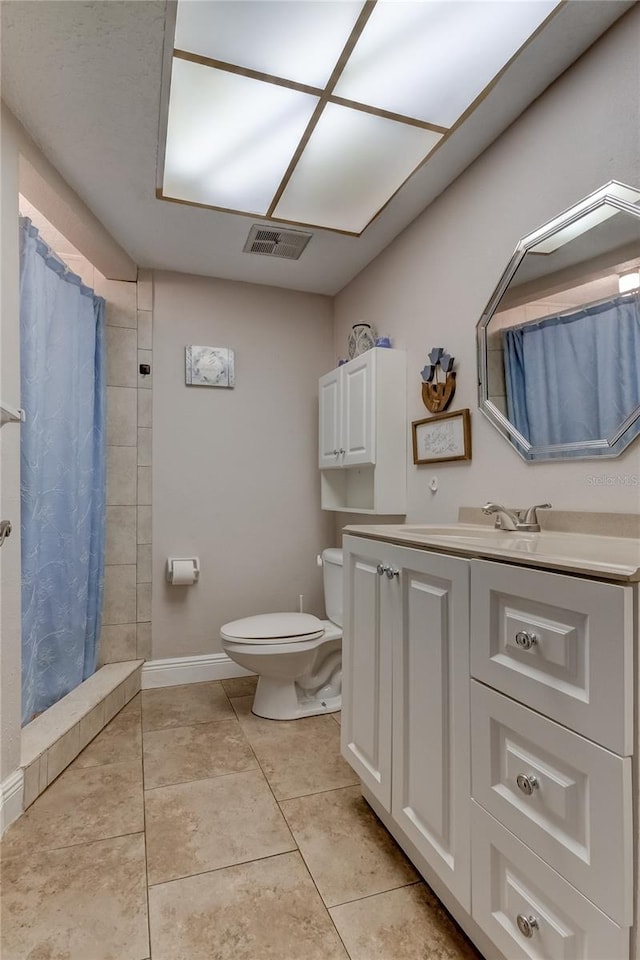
[471,802,629,960]
[470,559,633,755]
[471,681,632,926]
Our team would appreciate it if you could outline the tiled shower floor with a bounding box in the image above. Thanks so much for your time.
[1,678,482,959]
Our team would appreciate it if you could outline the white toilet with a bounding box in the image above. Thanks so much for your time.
[220,548,343,720]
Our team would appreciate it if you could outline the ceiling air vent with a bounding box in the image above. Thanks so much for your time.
[243,225,312,260]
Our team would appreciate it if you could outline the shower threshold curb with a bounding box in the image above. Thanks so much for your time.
[20,660,143,810]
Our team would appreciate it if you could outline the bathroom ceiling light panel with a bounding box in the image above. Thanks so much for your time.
[160,0,564,235]
[528,183,640,254]
[332,0,561,127]
[163,58,319,214]
[273,104,442,234]
[174,0,365,88]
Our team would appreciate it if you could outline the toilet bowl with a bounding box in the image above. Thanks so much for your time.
[221,548,343,720]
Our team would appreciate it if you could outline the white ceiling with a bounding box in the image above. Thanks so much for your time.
[1,1,633,295]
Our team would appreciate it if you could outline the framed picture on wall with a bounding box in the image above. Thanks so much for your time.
[412,408,471,464]
[185,346,235,387]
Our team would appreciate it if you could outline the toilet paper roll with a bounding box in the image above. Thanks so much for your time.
[169,559,198,585]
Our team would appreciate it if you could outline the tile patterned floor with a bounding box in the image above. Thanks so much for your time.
[1,679,484,960]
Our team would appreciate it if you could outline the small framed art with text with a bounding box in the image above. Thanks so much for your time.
[412,409,471,464]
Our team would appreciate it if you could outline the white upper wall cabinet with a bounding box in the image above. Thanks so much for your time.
[318,348,406,514]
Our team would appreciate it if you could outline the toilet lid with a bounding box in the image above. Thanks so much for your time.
[220,612,325,644]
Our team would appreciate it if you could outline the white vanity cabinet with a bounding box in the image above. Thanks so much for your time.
[341,526,638,960]
[342,535,471,909]
[319,349,406,514]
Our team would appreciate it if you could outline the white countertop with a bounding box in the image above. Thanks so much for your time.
[342,523,640,582]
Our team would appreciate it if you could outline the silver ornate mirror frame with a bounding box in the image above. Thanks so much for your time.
[477,181,640,461]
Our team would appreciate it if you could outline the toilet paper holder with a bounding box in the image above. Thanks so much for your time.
[166,557,200,584]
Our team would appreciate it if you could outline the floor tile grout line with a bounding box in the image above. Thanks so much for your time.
[140,707,153,960]
[146,847,300,889]
[228,713,300,854]
[141,713,238,735]
[327,878,424,912]
[0,826,147,862]
[276,779,360,803]
[143,762,261,793]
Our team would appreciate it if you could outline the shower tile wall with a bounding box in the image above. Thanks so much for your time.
[96,268,153,665]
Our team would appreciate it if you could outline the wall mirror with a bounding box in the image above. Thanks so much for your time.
[477,181,640,460]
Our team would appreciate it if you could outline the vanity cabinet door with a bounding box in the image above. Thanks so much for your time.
[390,546,471,910]
[341,351,375,467]
[341,536,394,810]
[318,368,341,469]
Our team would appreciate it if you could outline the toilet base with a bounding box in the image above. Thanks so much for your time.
[252,675,341,721]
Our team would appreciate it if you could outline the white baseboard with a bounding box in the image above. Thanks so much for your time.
[0,768,24,836]
[142,653,254,689]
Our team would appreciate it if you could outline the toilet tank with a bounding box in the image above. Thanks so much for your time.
[322,548,343,627]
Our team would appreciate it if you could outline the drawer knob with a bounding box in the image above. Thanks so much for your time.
[385,566,400,579]
[515,630,537,650]
[516,914,539,938]
[376,564,386,577]
[516,773,539,795]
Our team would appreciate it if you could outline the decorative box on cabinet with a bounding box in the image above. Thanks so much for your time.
[319,348,406,514]
[341,536,471,909]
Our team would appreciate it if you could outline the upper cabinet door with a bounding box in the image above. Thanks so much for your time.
[318,368,341,469]
[390,545,471,910]
[341,352,375,466]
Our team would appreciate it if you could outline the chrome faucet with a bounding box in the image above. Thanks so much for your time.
[482,502,551,533]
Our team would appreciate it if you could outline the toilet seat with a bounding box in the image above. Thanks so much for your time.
[220,612,325,645]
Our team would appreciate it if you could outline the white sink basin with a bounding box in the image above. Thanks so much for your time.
[401,524,503,538]
[343,522,640,581]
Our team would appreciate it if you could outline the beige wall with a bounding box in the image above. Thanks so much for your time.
[152,272,335,660]
[334,8,640,530]
[0,107,24,780]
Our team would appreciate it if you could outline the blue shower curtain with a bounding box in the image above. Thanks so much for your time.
[20,217,106,725]
[503,294,640,457]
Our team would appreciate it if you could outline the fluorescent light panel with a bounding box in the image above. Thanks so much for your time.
[273,104,441,233]
[163,59,318,214]
[174,0,364,88]
[333,0,560,127]
[163,0,564,233]
[529,185,640,253]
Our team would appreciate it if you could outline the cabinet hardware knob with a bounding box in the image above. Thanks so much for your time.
[515,630,537,650]
[516,914,539,938]
[339,448,345,455]
[376,564,387,576]
[333,449,339,457]
[385,567,400,579]
[0,520,12,546]
[516,773,539,795]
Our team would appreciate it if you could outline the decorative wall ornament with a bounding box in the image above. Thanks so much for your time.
[412,408,472,464]
[185,346,235,387]
[420,346,456,412]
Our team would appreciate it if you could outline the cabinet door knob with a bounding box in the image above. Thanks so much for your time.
[385,567,400,579]
[376,564,386,577]
[333,449,339,457]
[339,448,345,455]
[516,773,539,795]
[515,630,537,650]
[516,914,539,938]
